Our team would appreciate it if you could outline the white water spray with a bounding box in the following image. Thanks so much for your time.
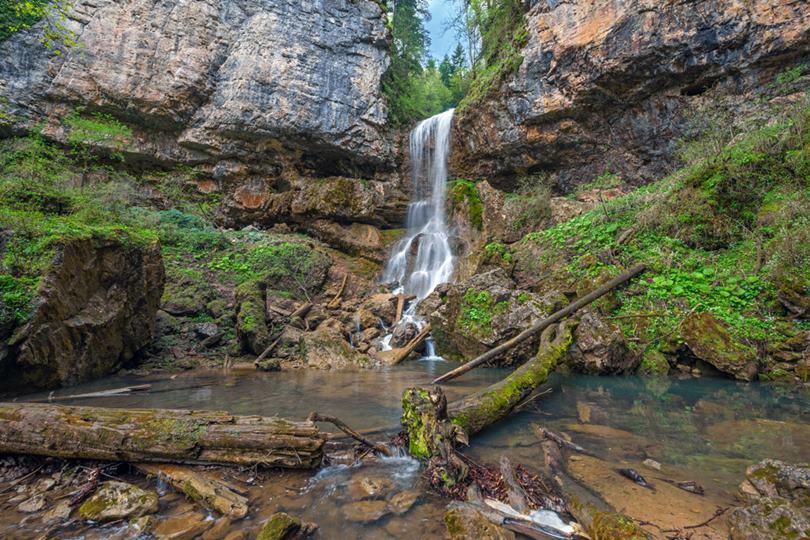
[380,109,455,357]
[383,109,455,301]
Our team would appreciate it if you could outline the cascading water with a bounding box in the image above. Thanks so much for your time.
[380,109,455,357]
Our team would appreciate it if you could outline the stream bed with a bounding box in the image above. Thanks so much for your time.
[3,363,809,539]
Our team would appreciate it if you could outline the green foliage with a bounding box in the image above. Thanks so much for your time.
[458,288,507,336]
[0,0,77,52]
[514,96,810,349]
[448,178,483,229]
[484,241,512,263]
[775,63,808,88]
[64,107,133,164]
[457,0,527,110]
[576,171,622,194]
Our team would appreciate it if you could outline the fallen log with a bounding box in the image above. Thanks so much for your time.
[44,384,152,402]
[0,403,325,468]
[447,321,575,435]
[371,323,431,365]
[433,263,646,384]
[254,337,282,366]
[135,463,248,518]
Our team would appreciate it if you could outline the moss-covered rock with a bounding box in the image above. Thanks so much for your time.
[256,512,317,540]
[728,460,810,540]
[681,312,758,381]
[78,481,158,523]
[235,280,270,356]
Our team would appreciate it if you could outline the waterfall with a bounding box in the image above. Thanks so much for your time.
[379,109,455,358]
[383,109,455,301]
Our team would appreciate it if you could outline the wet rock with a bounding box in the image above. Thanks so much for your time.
[16,494,46,513]
[78,481,159,523]
[256,358,281,372]
[342,500,390,523]
[152,511,211,540]
[360,294,398,327]
[567,312,635,374]
[297,326,373,370]
[346,477,394,501]
[256,512,317,540]
[444,504,516,539]
[42,499,72,523]
[356,308,379,331]
[127,515,156,535]
[728,460,810,540]
[201,516,232,540]
[390,322,418,348]
[388,490,420,515]
[681,312,758,381]
[1,237,164,390]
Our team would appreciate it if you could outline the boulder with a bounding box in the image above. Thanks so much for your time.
[444,504,516,540]
[1,237,164,390]
[681,312,758,381]
[297,326,373,370]
[78,481,158,523]
[567,312,636,374]
[256,512,317,540]
[420,269,550,365]
[728,460,810,540]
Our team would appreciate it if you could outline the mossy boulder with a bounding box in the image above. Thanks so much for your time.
[256,512,317,540]
[681,312,758,381]
[78,481,158,523]
[419,268,552,366]
[728,460,810,540]
[1,237,165,390]
[639,350,670,376]
[235,280,270,356]
[567,311,635,374]
[444,504,516,539]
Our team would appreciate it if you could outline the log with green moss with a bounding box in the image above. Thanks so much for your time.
[400,321,574,483]
[0,403,325,468]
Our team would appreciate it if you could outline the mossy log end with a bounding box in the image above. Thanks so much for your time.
[448,321,575,436]
[400,322,574,484]
[0,403,325,468]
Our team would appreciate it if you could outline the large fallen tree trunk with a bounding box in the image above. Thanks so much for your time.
[433,263,646,384]
[401,322,575,487]
[448,321,575,435]
[0,403,325,468]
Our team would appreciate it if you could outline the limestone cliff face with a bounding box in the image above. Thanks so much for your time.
[0,237,165,390]
[453,0,810,190]
[0,0,392,173]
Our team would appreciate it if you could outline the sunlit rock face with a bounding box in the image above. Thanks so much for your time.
[453,0,810,190]
[0,0,393,174]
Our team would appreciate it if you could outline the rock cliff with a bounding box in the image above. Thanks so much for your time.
[0,0,402,246]
[453,0,810,190]
[0,237,164,389]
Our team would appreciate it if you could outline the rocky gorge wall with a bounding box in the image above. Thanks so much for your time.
[453,0,810,191]
[0,0,405,255]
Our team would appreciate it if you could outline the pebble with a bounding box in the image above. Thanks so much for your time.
[16,494,46,513]
[643,458,662,471]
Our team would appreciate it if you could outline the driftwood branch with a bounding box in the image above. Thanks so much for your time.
[254,337,282,365]
[327,274,348,309]
[135,463,248,518]
[0,403,325,468]
[44,385,151,402]
[531,424,597,457]
[307,412,392,457]
[433,263,646,384]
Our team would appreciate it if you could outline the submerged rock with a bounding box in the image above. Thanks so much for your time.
[681,312,758,381]
[342,500,390,523]
[388,490,420,515]
[78,481,159,523]
[728,460,810,540]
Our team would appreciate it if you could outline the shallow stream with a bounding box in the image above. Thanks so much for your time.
[4,363,809,539]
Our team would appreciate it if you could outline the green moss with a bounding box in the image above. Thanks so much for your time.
[401,387,431,459]
[448,179,484,229]
[458,289,498,336]
[639,350,670,376]
[256,512,301,540]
